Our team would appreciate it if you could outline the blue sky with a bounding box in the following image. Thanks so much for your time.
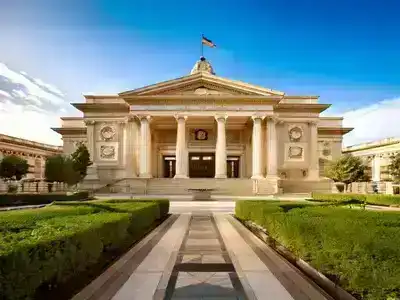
[0,0,399,145]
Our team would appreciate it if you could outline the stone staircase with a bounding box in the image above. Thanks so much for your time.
[98,178,278,196]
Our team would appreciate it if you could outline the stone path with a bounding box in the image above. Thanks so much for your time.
[73,213,332,300]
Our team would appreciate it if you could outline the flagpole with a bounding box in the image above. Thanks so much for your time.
[201,34,204,57]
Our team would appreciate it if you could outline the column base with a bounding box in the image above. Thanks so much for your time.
[139,174,153,179]
[215,174,227,179]
[174,174,188,179]
[251,175,264,179]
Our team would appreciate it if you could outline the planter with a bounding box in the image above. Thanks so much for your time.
[334,182,345,193]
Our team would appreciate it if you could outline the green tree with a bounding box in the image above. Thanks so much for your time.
[325,154,367,191]
[70,143,92,182]
[44,155,65,192]
[63,157,81,187]
[389,152,400,183]
[0,155,30,191]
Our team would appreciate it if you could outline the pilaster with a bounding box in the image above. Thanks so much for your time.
[307,120,320,180]
[84,119,98,180]
[266,116,278,179]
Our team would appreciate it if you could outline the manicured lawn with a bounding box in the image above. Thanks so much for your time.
[235,200,400,300]
[0,199,169,300]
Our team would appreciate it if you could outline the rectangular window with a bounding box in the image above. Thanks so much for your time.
[191,156,200,160]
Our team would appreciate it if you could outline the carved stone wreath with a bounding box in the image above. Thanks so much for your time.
[100,125,116,141]
[288,146,303,159]
[322,141,331,156]
[288,126,303,142]
[100,145,115,159]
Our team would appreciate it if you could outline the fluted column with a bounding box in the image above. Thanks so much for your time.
[308,120,319,179]
[215,115,227,178]
[266,116,278,178]
[139,115,152,178]
[251,116,264,179]
[175,115,188,178]
[84,120,98,180]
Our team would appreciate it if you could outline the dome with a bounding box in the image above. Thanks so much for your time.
[190,56,215,75]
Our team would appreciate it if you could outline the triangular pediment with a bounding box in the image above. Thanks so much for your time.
[119,72,284,97]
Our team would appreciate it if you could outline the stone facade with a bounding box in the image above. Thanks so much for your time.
[0,133,62,182]
[343,137,400,182]
[53,57,352,194]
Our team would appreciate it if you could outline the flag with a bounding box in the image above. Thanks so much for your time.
[202,35,216,48]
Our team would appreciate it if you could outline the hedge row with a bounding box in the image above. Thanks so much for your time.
[0,199,169,300]
[0,191,91,207]
[311,192,400,206]
[235,201,400,300]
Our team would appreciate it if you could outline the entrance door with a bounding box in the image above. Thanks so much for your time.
[227,156,240,178]
[163,156,176,178]
[189,153,215,178]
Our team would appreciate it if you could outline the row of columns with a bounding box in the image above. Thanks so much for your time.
[85,115,318,180]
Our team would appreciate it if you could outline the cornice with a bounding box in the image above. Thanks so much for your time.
[319,116,344,120]
[0,134,62,152]
[275,103,331,113]
[51,127,87,136]
[123,94,282,105]
[119,72,285,97]
[72,103,130,113]
[317,127,353,136]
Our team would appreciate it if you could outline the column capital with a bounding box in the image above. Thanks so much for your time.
[251,115,265,121]
[266,116,279,124]
[307,120,318,126]
[126,115,138,123]
[137,115,152,122]
[84,119,96,126]
[174,115,188,121]
[215,114,228,122]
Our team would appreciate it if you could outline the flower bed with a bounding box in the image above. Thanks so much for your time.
[0,199,169,300]
[235,200,400,300]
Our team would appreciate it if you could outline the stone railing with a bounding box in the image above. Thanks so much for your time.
[0,179,69,193]
[334,181,399,195]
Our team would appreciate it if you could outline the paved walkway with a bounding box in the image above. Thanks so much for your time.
[73,212,332,300]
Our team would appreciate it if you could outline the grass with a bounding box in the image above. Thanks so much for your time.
[235,200,400,300]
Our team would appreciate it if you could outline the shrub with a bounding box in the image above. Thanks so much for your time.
[0,200,162,300]
[311,193,400,206]
[101,198,170,219]
[235,201,400,299]
[325,154,368,187]
[0,191,90,207]
[311,192,366,204]
[365,194,400,206]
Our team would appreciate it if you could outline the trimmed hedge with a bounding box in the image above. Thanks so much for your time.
[311,192,400,206]
[0,191,90,207]
[235,200,400,300]
[0,199,169,300]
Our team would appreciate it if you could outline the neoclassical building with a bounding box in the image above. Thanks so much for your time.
[0,133,62,192]
[343,137,400,182]
[53,57,352,195]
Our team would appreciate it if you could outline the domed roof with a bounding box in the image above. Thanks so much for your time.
[190,56,215,75]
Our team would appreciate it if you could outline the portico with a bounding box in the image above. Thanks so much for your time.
[53,56,353,195]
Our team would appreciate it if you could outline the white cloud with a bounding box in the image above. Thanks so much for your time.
[340,98,400,146]
[0,62,68,146]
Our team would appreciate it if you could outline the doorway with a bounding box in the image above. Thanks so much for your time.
[189,153,215,178]
[163,156,176,178]
[227,156,240,178]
